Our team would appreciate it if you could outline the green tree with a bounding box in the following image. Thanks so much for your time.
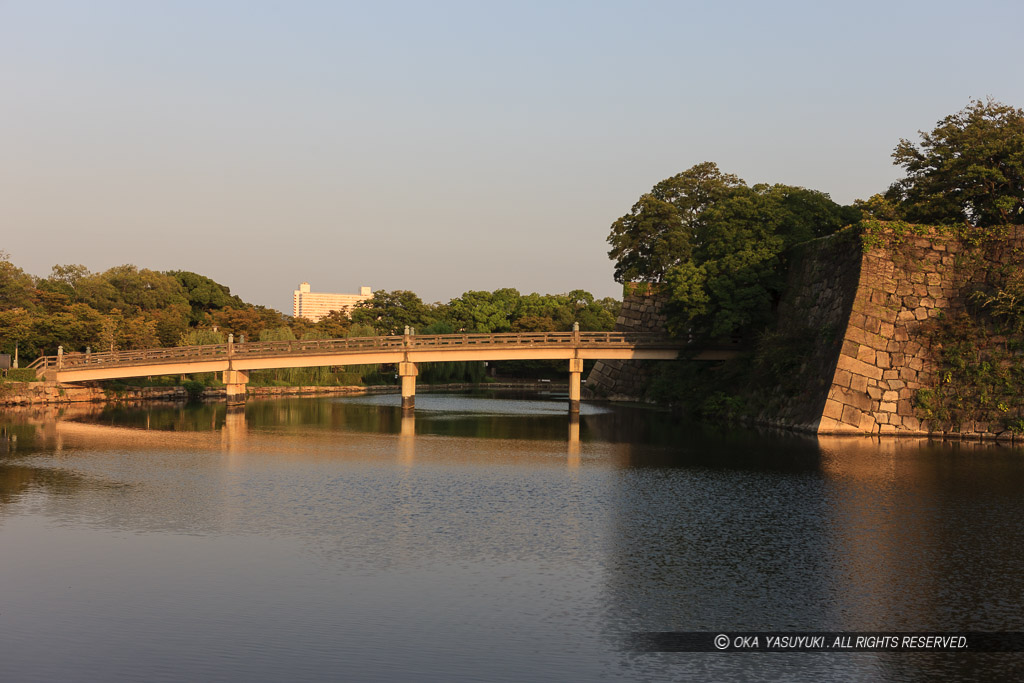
[96,308,159,351]
[607,195,686,283]
[664,183,854,339]
[168,271,243,324]
[445,289,519,332]
[77,265,189,314]
[179,328,226,346]
[312,310,352,339]
[512,315,558,332]
[258,326,296,342]
[853,193,901,220]
[351,290,436,334]
[0,308,35,356]
[607,162,744,283]
[886,98,1024,227]
[210,305,288,341]
[0,252,36,309]
[38,264,91,299]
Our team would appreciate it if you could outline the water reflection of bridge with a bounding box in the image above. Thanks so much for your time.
[29,331,736,413]
[7,402,589,464]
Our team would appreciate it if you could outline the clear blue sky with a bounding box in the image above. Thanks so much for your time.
[4,0,1023,312]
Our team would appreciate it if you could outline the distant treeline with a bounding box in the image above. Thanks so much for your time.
[0,257,620,364]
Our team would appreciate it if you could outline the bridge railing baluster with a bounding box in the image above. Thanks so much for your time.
[43,332,682,373]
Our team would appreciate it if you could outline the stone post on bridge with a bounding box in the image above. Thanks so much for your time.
[399,361,418,412]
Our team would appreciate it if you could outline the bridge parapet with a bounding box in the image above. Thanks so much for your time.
[29,332,683,375]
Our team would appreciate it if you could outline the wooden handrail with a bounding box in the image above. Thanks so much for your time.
[35,331,685,372]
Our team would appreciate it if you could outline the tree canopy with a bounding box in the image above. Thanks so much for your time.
[607,162,744,283]
[886,98,1024,227]
[607,164,857,340]
[0,251,618,366]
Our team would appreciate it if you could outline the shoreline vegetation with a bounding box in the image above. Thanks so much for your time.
[1,259,618,399]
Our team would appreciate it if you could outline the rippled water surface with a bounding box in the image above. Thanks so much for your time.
[2,391,1024,681]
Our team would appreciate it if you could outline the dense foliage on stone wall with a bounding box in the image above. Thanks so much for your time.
[606,163,859,341]
[910,229,1024,434]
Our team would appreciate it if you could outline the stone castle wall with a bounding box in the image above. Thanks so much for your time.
[586,226,1024,439]
[584,283,669,400]
[755,232,864,431]
[0,383,188,406]
[817,226,1024,438]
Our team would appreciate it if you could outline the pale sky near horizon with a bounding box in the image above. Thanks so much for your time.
[4,1,1023,314]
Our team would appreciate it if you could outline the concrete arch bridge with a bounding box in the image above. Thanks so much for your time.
[29,331,736,412]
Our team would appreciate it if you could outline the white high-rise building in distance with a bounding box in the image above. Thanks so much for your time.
[292,282,373,322]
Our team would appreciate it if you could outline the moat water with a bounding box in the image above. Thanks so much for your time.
[2,390,1023,681]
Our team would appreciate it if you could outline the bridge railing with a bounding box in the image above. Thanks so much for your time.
[231,335,408,358]
[32,331,681,373]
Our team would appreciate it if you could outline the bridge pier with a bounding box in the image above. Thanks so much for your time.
[568,358,583,414]
[399,361,418,412]
[568,413,580,466]
[223,369,249,405]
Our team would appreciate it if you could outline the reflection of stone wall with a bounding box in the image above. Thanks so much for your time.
[585,283,668,400]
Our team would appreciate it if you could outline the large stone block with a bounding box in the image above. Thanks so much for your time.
[818,416,842,432]
[823,399,844,420]
[840,404,863,426]
[836,386,873,411]
[856,345,876,364]
[850,375,869,394]
[846,326,887,350]
[836,354,884,380]
[897,310,918,323]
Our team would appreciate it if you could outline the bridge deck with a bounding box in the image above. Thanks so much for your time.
[29,332,736,383]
